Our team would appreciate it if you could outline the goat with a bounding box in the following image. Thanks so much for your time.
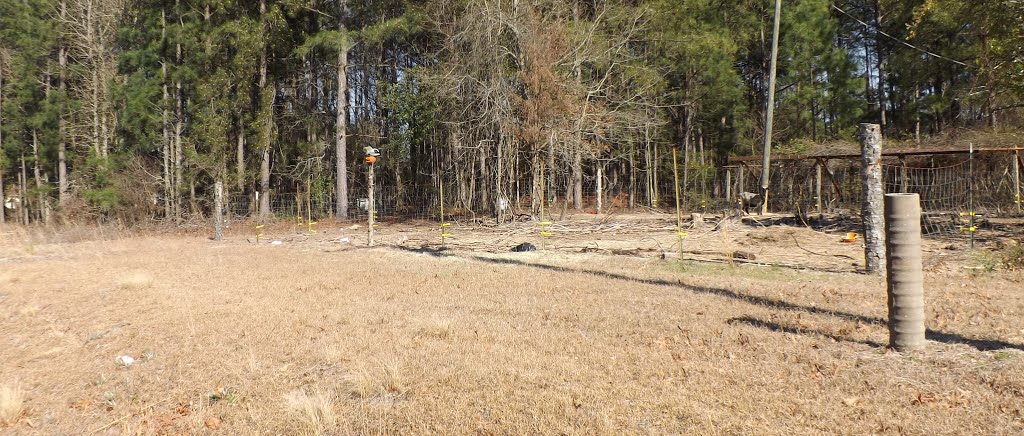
[738,191,764,215]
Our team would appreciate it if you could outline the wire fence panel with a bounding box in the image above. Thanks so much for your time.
[214,148,1022,243]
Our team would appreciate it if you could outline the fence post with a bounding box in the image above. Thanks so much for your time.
[969,143,975,249]
[738,165,745,196]
[885,193,926,351]
[1015,149,1021,213]
[725,167,732,204]
[860,123,885,275]
[815,160,822,215]
[672,146,684,260]
[214,181,223,241]
[899,156,908,192]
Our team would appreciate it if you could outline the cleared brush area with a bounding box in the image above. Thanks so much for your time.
[1,231,1023,434]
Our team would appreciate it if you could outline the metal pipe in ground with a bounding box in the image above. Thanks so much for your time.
[885,193,926,351]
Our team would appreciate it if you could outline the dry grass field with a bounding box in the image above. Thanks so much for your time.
[1,217,1023,435]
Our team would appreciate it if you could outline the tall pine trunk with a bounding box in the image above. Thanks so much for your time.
[32,130,48,224]
[174,0,184,220]
[335,0,349,219]
[237,127,245,192]
[21,156,29,224]
[161,8,171,218]
[58,0,69,206]
[874,0,887,134]
[0,64,5,224]
[258,0,272,219]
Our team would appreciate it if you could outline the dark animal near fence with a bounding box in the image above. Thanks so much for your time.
[739,191,764,215]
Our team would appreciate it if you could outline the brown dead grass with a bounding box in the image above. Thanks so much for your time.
[284,388,336,435]
[0,383,25,426]
[1,222,1023,434]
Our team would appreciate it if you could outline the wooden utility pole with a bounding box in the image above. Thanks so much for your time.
[860,123,885,275]
[760,0,783,215]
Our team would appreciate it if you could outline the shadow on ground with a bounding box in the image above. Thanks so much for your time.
[728,316,886,348]
[392,245,1023,352]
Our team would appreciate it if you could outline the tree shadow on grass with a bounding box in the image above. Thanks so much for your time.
[728,316,886,348]
[392,246,1023,352]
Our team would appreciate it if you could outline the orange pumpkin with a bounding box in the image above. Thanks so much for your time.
[364,155,377,164]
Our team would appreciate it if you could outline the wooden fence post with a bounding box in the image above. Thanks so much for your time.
[815,160,822,215]
[725,167,732,204]
[1014,149,1021,213]
[860,123,885,276]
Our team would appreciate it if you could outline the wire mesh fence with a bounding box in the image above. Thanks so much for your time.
[217,148,1023,242]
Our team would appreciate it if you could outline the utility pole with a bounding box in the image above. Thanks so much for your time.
[760,0,782,215]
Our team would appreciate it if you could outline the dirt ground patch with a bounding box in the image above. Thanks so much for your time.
[1,218,1023,434]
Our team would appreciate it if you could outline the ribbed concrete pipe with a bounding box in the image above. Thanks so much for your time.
[885,193,926,351]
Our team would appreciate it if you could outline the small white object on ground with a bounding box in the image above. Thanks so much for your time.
[271,240,283,245]
[338,237,350,244]
[117,355,136,366]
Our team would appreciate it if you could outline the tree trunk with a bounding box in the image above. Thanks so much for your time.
[174,0,183,220]
[237,127,245,192]
[875,0,887,135]
[21,156,29,224]
[571,149,582,209]
[32,130,49,224]
[596,161,603,214]
[0,65,5,224]
[258,0,272,219]
[161,8,171,218]
[479,143,489,211]
[531,147,542,214]
[628,141,635,208]
[260,143,271,219]
[58,1,69,205]
[914,83,921,146]
[645,125,654,207]
[335,1,349,219]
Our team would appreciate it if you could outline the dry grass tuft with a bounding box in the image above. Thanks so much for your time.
[0,384,25,426]
[342,369,377,399]
[284,388,335,435]
[343,360,409,400]
[381,360,407,396]
[17,305,41,317]
[421,319,451,339]
[117,271,154,290]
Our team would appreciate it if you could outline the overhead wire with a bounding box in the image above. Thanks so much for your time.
[831,3,970,68]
